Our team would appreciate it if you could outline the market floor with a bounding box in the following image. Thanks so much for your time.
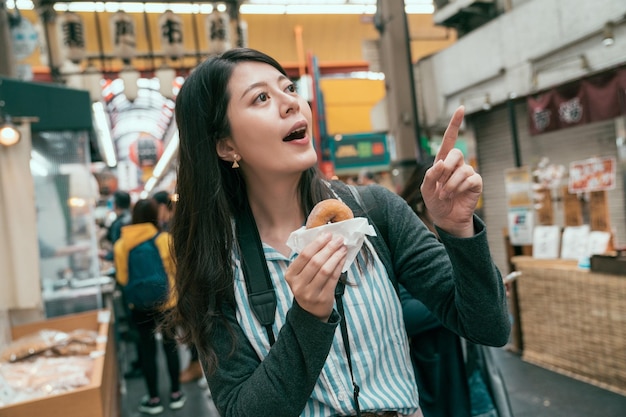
[119,337,220,417]
[119,339,626,417]
[493,348,626,417]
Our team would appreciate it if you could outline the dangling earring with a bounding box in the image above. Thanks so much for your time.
[232,154,240,169]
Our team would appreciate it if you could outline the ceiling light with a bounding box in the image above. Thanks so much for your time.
[602,21,615,47]
[482,93,492,111]
[21,1,435,15]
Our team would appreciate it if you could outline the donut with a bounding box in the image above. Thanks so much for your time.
[306,199,354,229]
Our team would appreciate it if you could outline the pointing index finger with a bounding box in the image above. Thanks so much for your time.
[435,105,465,162]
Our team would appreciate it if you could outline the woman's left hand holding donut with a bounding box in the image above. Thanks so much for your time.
[420,106,482,238]
[285,232,347,322]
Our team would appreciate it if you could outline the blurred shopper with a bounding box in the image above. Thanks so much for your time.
[179,348,203,383]
[400,159,513,417]
[99,190,144,378]
[152,190,175,232]
[164,48,510,417]
[153,190,203,383]
[357,168,377,185]
[106,191,132,246]
[38,238,90,259]
[114,199,185,415]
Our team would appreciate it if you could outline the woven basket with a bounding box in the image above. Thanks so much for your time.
[513,257,626,397]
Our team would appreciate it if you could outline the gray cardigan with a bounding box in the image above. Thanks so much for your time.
[205,183,511,417]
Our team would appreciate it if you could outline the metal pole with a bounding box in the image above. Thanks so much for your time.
[375,0,423,189]
[507,97,522,167]
[401,3,422,157]
[0,0,17,77]
[37,4,62,83]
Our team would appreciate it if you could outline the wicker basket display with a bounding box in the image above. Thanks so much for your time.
[513,256,626,397]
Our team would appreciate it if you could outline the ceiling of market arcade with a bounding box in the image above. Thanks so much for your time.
[5,0,448,194]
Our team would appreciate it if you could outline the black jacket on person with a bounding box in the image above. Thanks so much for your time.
[400,285,473,417]
[103,210,131,261]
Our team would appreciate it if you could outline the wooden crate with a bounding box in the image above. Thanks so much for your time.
[513,257,626,397]
[1,309,119,417]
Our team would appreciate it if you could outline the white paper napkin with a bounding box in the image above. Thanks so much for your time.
[286,217,377,272]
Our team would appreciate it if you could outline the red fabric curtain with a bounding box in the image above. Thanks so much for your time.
[527,67,626,135]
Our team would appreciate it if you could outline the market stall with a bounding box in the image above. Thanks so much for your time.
[512,256,626,397]
[0,309,119,417]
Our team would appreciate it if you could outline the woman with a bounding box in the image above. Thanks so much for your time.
[114,198,185,414]
[166,48,510,417]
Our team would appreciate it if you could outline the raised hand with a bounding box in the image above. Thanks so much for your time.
[420,106,482,237]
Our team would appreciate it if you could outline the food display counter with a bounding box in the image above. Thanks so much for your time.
[512,256,626,396]
[0,309,119,417]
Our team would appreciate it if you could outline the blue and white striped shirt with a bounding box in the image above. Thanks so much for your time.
[233,238,420,417]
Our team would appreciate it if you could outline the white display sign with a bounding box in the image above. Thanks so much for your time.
[532,225,561,259]
[560,225,590,260]
[507,207,534,246]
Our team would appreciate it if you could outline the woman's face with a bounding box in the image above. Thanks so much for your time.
[221,61,316,177]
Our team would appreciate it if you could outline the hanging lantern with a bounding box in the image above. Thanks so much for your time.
[158,10,184,61]
[64,72,84,90]
[34,21,48,67]
[10,12,39,62]
[110,10,136,64]
[172,76,185,98]
[155,65,176,99]
[59,11,86,64]
[83,63,103,102]
[235,19,248,48]
[119,64,140,102]
[34,21,48,66]
[206,9,231,55]
[129,134,164,168]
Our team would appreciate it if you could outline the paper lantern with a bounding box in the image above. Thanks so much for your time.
[59,12,86,64]
[129,135,164,167]
[235,19,248,48]
[206,10,231,54]
[155,65,177,99]
[64,72,84,90]
[158,10,184,61]
[110,10,136,63]
[119,65,140,101]
[10,14,39,61]
[34,21,48,66]
[83,64,103,102]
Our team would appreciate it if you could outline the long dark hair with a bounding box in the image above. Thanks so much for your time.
[166,48,331,374]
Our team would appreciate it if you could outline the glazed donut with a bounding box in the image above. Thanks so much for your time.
[306,199,354,229]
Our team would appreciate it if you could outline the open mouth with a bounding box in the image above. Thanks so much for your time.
[283,127,307,142]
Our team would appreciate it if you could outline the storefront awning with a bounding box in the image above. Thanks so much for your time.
[0,77,92,132]
[527,67,626,135]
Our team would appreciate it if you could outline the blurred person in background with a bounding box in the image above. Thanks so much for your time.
[105,191,132,246]
[357,169,377,185]
[98,190,143,379]
[152,191,175,232]
[400,158,513,417]
[153,190,204,384]
[114,198,186,415]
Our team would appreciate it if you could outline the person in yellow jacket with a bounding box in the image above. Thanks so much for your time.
[114,198,185,415]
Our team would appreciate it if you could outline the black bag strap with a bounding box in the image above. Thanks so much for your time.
[350,186,388,244]
[332,182,397,293]
[235,200,277,345]
[234,191,364,414]
[335,275,361,417]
